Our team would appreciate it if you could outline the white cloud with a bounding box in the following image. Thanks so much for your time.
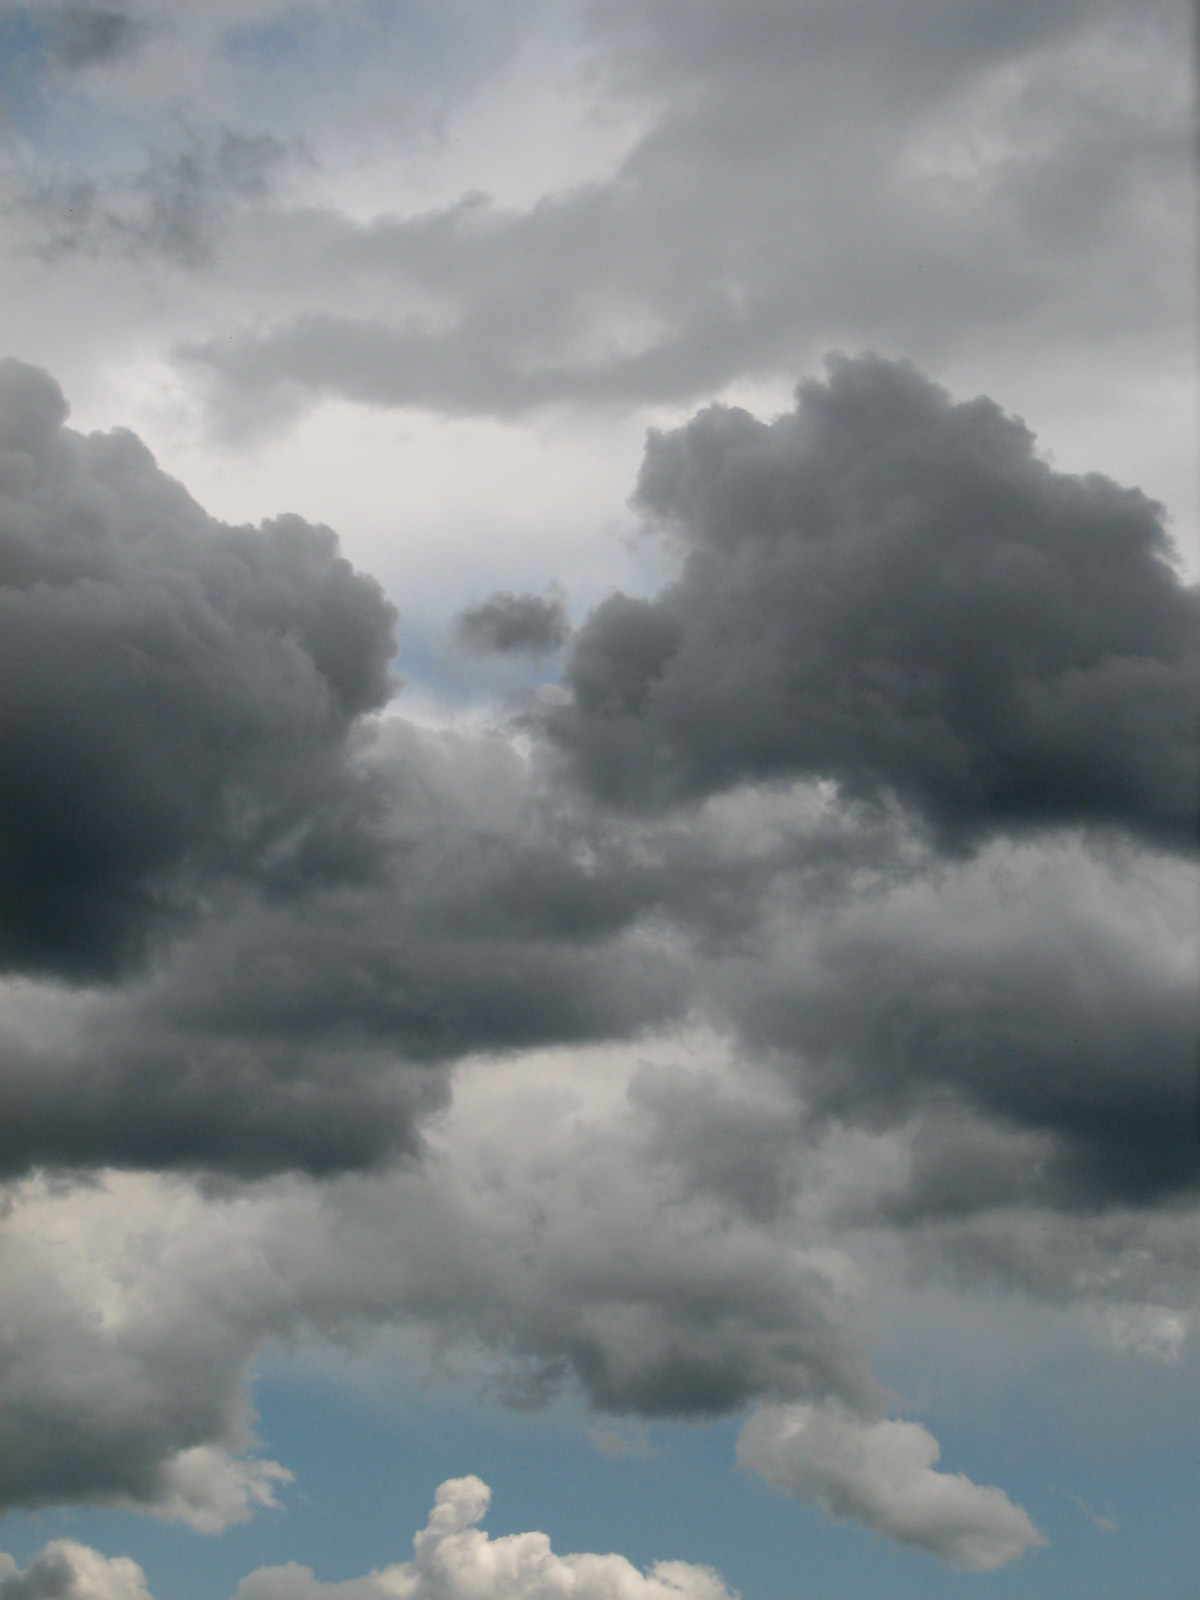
[0,1480,738,1600]
[233,1476,738,1600]
[736,1401,1044,1571]
[147,1447,293,1534]
[0,1540,152,1600]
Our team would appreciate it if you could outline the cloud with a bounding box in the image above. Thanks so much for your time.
[0,704,691,1177]
[0,1480,738,1600]
[46,6,147,71]
[0,1541,152,1600]
[717,832,1200,1207]
[0,1043,880,1519]
[170,0,1191,423]
[548,355,1198,851]
[18,131,304,269]
[2,356,1194,1209]
[0,357,397,982]
[234,1476,738,1600]
[453,590,569,656]
[0,357,1192,1563]
[0,1171,291,1523]
[737,1400,1044,1570]
[1,1040,1192,1537]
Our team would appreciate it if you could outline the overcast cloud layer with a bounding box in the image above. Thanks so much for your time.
[0,0,1196,1592]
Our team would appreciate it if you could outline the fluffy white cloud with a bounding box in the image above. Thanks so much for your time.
[736,1401,1043,1571]
[148,1448,293,1534]
[0,1541,152,1600]
[233,1476,737,1600]
[0,1481,737,1600]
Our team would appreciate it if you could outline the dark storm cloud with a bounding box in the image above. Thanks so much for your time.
[0,357,396,981]
[1,353,1194,1222]
[548,356,1199,851]
[176,0,1190,422]
[453,590,569,657]
[0,361,687,1175]
[716,838,1199,1207]
[0,700,693,1176]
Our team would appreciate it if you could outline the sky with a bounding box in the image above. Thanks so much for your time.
[0,3,1197,1598]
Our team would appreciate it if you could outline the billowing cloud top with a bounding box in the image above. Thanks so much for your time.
[0,1479,740,1600]
[550,356,1199,848]
[0,357,397,979]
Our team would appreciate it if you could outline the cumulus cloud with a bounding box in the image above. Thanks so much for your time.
[0,706,691,1177]
[453,590,569,656]
[235,1476,738,1600]
[0,357,397,981]
[549,355,1199,849]
[716,832,1200,1207]
[0,360,682,1174]
[0,355,1193,1574]
[0,1044,881,1517]
[0,1541,152,1600]
[1,356,1193,1212]
[737,1401,1044,1570]
[0,1480,737,1600]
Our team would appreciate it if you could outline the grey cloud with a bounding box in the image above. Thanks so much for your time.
[0,1048,880,1518]
[628,1064,806,1223]
[0,1541,151,1600]
[0,713,689,1176]
[737,1401,1043,1570]
[719,834,1199,1208]
[0,4,149,75]
[19,131,300,268]
[0,360,697,1176]
[49,6,146,70]
[913,1196,1200,1317]
[2,356,1193,1221]
[548,356,1198,852]
[0,1182,288,1524]
[176,0,1190,422]
[453,590,569,656]
[0,357,397,981]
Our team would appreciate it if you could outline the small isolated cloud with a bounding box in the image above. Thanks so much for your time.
[737,1401,1044,1571]
[453,590,570,657]
[0,1540,152,1600]
[1067,1494,1119,1534]
[233,1476,737,1600]
[1100,1303,1191,1363]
